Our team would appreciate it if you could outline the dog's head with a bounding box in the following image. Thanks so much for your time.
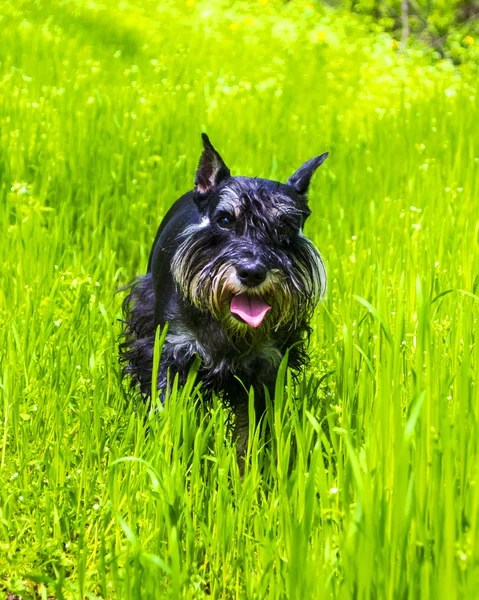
[171,134,328,339]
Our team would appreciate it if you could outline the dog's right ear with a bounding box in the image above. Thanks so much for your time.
[194,134,231,197]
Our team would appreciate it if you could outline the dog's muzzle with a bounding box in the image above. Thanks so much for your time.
[236,262,267,287]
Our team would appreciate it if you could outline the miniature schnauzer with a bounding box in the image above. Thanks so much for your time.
[120,134,328,461]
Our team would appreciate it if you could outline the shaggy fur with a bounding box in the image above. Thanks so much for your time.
[120,134,328,454]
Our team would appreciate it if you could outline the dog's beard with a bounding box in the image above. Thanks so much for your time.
[171,232,326,342]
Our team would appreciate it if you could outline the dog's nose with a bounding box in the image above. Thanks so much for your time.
[237,264,267,287]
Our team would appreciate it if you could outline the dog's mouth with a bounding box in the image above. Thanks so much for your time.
[230,294,271,328]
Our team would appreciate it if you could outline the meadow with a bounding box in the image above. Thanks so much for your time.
[0,0,478,598]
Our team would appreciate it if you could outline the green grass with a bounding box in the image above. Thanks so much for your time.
[0,0,478,598]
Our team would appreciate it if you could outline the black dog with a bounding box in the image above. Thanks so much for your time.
[120,134,328,458]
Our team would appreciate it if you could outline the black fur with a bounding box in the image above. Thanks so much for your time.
[120,135,328,419]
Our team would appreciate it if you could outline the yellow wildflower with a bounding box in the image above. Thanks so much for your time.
[186,0,195,6]
[317,31,326,41]
[229,23,239,31]
[464,35,474,45]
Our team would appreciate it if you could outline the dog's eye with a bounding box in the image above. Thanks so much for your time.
[217,214,235,230]
[279,224,295,239]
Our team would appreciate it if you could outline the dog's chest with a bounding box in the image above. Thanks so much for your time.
[165,326,283,380]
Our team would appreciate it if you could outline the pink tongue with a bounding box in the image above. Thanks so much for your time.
[230,294,271,328]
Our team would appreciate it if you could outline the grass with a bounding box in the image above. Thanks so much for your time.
[0,0,478,597]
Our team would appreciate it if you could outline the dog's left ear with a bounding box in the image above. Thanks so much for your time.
[195,133,231,196]
[286,152,329,195]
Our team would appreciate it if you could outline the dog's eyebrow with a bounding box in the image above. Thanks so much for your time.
[216,190,242,217]
[216,200,239,216]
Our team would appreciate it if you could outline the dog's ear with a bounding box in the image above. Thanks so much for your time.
[286,152,328,195]
[195,133,231,196]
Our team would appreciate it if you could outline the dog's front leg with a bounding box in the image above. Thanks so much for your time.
[233,402,249,476]
[232,383,270,475]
